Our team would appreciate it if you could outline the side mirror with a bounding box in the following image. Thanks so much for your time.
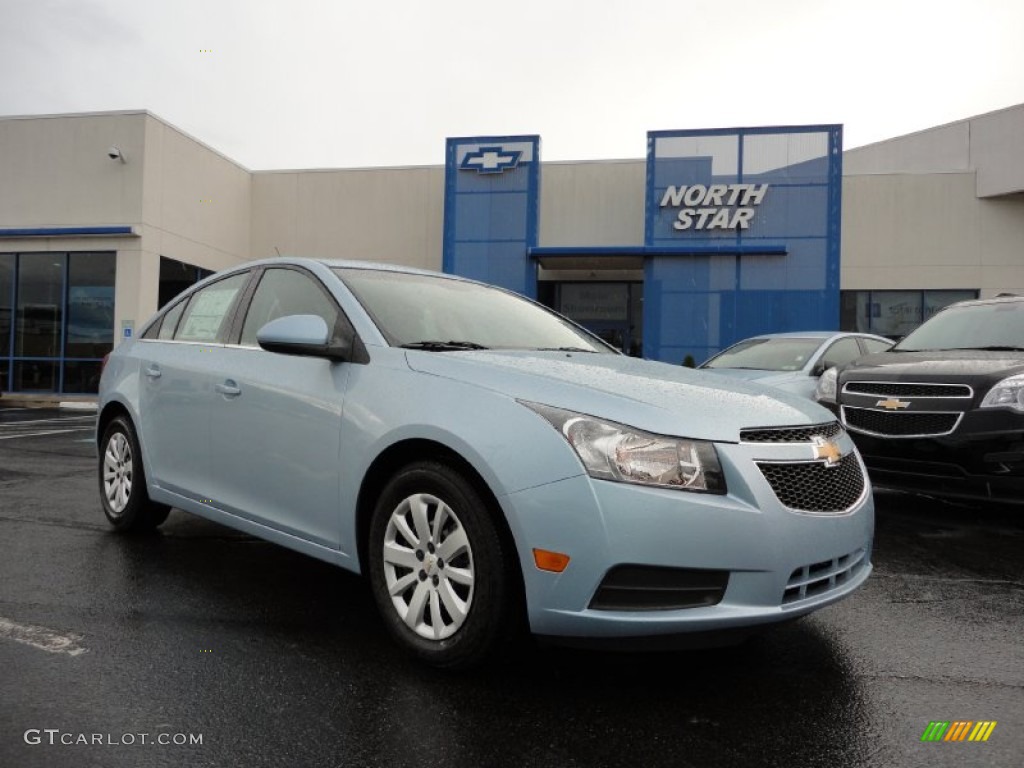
[811,361,827,377]
[257,314,348,361]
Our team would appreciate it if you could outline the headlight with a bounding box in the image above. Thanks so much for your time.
[981,374,1024,412]
[521,402,726,493]
[815,366,839,404]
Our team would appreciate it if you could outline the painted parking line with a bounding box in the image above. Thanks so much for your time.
[0,428,94,440]
[0,617,87,656]
[0,416,96,426]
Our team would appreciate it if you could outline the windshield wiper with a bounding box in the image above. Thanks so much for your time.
[400,340,489,351]
[945,346,1024,352]
[900,346,1024,353]
[534,346,598,353]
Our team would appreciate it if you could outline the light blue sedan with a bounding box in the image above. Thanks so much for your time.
[700,331,894,399]
[98,259,874,668]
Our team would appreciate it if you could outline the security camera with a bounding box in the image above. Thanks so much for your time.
[107,146,126,163]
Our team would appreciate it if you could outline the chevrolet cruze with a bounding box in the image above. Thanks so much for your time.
[98,258,874,668]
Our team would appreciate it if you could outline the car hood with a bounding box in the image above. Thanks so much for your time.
[841,350,1024,382]
[699,368,804,386]
[405,351,834,442]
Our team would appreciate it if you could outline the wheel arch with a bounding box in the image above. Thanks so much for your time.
[97,400,133,449]
[355,438,526,607]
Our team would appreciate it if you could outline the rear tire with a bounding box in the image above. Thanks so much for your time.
[98,415,170,533]
[368,461,517,669]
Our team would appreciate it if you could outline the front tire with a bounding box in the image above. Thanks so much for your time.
[98,415,170,532]
[368,461,517,669]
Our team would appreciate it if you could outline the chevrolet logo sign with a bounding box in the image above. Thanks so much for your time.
[811,436,844,467]
[460,146,522,174]
[876,398,911,410]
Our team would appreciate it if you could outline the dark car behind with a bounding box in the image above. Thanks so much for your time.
[816,295,1024,505]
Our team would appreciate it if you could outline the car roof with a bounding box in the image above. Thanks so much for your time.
[742,331,890,342]
[947,295,1022,308]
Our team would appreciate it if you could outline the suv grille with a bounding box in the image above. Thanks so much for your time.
[844,381,972,398]
[740,422,842,443]
[756,454,865,513]
[843,407,961,437]
[783,548,867,604]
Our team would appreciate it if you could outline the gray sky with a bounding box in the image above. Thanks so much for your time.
[2,0,1022,170]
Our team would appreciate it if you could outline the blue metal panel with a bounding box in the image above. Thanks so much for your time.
[644,125,842,364]
[443,136,540,298]
[0,226,135,238]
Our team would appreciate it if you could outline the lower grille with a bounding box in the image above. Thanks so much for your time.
[783,549,867,604]
[589,565,729,611]
[843,406,961,437]
[757,454,866,513]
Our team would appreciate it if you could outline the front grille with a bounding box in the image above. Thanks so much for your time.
[843,407,961,437]
[589,565,729,611]
[740,422,842,443]
[756,454,866,513]
[783,548,867,604]
[844,381,972,398]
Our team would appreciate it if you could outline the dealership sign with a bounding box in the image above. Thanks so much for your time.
[659,183,769,230]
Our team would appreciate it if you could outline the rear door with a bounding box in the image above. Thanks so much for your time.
[137,271,251,499]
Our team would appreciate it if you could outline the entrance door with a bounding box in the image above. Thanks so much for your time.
[550,282,643,356]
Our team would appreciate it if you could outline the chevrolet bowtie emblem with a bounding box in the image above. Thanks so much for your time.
[876,398,911,410]
[811,436,843,467]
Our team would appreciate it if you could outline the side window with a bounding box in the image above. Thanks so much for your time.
[861,337,893,355]
[174,273,249,343]
[156,300,187,340]
[240,269,340,347]
[820,337,864,370]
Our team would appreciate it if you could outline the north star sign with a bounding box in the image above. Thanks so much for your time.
[659,183,769,230]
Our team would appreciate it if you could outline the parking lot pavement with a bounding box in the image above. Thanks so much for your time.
[1,407,1021,768]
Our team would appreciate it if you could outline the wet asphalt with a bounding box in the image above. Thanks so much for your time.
[0,407,1021,768]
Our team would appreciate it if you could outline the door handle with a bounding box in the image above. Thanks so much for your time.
[215,380,241,397]
[144,365,162,379]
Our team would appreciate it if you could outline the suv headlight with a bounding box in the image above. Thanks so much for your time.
[815,366,839,404]
[981,374,1024,412]
[521,402,726,493]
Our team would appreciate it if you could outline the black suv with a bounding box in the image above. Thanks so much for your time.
[816,296,1024,505]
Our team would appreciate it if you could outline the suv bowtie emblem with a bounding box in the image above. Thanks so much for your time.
[876,398,911,410]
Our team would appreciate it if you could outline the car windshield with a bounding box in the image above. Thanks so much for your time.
[334,268,613,353]
[895,301,1024,351]
[702,338,822,371]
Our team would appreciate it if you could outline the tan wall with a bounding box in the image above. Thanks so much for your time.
[0,112,146,226]
[140,115,251,271]
[539,160,645,246]
[841,172,1024,296]
[251,166,444,270]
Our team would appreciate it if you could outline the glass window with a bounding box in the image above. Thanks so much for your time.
[62,360,103,394]
[335,268,612,353]
[175,272,248,343]
[14,360,58,391]
[0,254,13,357]
[923,290,977,322]
[65,252,115,359]
[702,337,822,371]
[16,253,64,357]
[841,290,979,337]
[896,300,1024,352]
[819,337,864,370]
[157,300,187,340]
[241,269,340,347]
